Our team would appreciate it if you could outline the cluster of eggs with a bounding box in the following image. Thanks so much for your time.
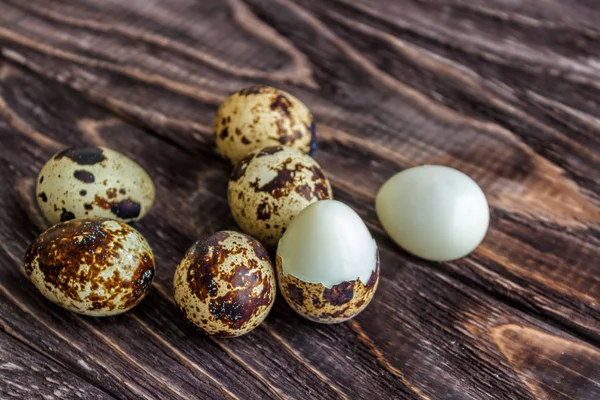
[28,147,157,316]
[24,85,489,338]
[176,86,380,335]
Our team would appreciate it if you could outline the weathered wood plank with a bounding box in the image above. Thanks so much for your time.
[1,57,599,399]
[1,0,599,398]
[0,255,234,400]
[0,61,416,400]
[0,330,114,399]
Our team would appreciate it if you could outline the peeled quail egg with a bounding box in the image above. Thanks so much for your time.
[173,231,276,338]
[228,146,333,248]
[24,218,155,316]
[36,147,155,225]
[214,86,316,165]
[376,165,489,261]
[276,200,379,324]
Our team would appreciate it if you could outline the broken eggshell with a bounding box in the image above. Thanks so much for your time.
[36,147,155,225]
[276,200,379,323]
[173,231,276,338]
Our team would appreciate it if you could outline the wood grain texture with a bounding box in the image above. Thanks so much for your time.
[0,330,113,399]
[0,0,599,399]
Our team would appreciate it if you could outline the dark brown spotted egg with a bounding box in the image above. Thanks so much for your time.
[228,146,333,249]
[36,147,155,225]
[173,231,276,338]
[276,200,379,323]
[24,218,155,316]
[214,86,316,165]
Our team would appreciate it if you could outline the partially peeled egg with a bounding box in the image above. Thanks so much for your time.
[276,200,379,323]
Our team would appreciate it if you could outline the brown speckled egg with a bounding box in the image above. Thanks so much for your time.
[173,231,276,338]
[36,147,155,225]
[24,218,155,316]
[276,200,379,323]
[228,146,333,249]
[214,86,316,165]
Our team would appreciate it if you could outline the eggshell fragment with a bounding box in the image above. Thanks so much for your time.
[173,231,276,338]
[24,218,155,316]
[376,165,489,261]
[214,86,316,165]
[36,147,155,225]
[276,200,379,323]
[228,146,333,248]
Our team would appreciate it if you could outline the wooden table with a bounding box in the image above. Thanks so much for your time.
[1,1,599,399]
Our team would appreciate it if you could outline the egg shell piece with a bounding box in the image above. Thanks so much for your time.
[24,218,155,316]
[173,231,276,338]
[276,252,379,324]
[376,165,490,262]
[36,147,155,225]
[228,146,333,248]
[277,200,377,288]
[214,86,316,165]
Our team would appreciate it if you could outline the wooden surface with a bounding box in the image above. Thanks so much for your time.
[1,0,599,399]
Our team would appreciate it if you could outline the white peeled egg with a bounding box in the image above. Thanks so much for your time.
[276,200,379,323]
[376,165,489,262]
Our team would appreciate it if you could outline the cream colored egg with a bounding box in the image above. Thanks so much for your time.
[24,218,155,316]
[173,231,276,338]
[276,200,379,323]
[214,86,316,165]
[376,165,489,261]
[228,146,333,248]
[36,147,155,225]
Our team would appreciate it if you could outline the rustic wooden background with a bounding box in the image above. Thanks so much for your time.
[1,0,599,399]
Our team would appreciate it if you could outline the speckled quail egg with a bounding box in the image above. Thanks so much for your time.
[376,165,489,261]
[24,218,155,316]
[276,200,379,324]
[173,231,276,338]
[214,86,316,165]
[36,147,155,225]
[228,146,333,248]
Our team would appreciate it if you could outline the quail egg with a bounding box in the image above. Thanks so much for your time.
[276,200,379,324]
[173,231,276,338]
[214,86,316,165]
[376,165,489,261]
[36,147,155,225]
[228,146,333,248]
[24,218,155,316]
